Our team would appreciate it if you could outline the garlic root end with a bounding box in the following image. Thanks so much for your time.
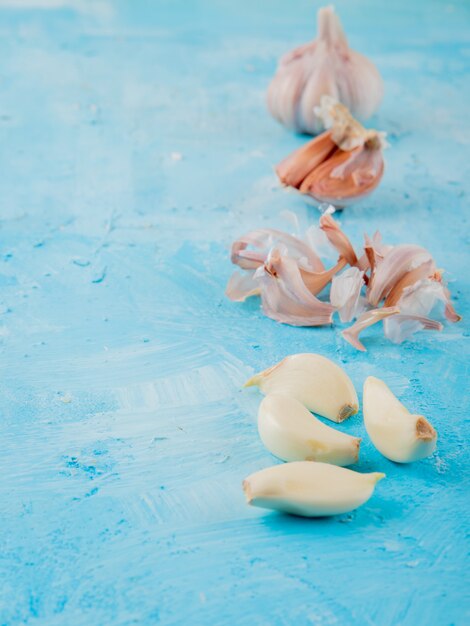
[415,416,437,442]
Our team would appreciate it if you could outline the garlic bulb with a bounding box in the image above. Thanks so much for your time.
[243,461,384,517]
[258,394,361,465]
[363,377,437,463]
[276,96,386,206]
[245,353,358,422]
[267,5,383,135]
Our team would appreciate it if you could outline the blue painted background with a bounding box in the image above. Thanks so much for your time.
[0,1,469,624]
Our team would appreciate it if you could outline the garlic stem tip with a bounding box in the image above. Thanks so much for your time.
[415,417,437,442]
[243,375,259,388]
[338,403,358,421]
[242,480,252,503]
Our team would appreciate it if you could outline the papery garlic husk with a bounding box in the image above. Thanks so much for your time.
[245,353,358,422]
[363,376,437,463]
[276,97,386,207]
[267,5,383,135]
[243,461,384,517]
[330,267,366,322]
[367,244,433,307]
[342,306,400,352]
[258,394,361,465]
[255,248,336,327]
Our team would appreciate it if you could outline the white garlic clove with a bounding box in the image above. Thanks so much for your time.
[243,461,384,517]
[267,5,383,135]
[363,376,437,463]
[245,353,358,422]
[258,394,361,466]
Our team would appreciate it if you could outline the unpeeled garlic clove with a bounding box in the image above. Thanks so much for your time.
[245,353,358,422]
[267,5,383,135]
[276,131,337,188]
[243,461,384,517]
[299,139,384,206]
[363,376,437,463]
[258,394,361,465]
[276,97,386,207]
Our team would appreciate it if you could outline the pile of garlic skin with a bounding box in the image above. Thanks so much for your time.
[277,96,387,206]
[243,353,437,518]
[226,211,460,351]
[267,5,383,135]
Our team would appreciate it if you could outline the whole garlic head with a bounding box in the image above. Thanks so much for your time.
[267,5,383,135]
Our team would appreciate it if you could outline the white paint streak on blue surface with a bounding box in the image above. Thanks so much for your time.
[0,0,469,624]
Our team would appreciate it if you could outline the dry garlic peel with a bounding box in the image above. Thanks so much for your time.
[342,306,400,352]
[245,353,358,422]
[255,248,335,326]
[363,376,437,463]
[258,394,361,465]
[243,461,384,517]
[267,5,383,135]
[226,218,460,346]
[276,97,386,207]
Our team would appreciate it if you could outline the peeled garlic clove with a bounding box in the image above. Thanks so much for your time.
[243,461,384,517]
[245,353,358,422]
[258,394,361,466]
[267,5,383,135]
[363,376,437,463]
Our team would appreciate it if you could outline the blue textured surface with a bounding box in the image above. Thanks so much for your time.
[0,1,469,624]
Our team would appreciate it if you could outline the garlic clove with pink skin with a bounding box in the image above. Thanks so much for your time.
[299,141,384,206]
[276,97,386,207]
[276,131,337,188]
[267,5,383,135]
